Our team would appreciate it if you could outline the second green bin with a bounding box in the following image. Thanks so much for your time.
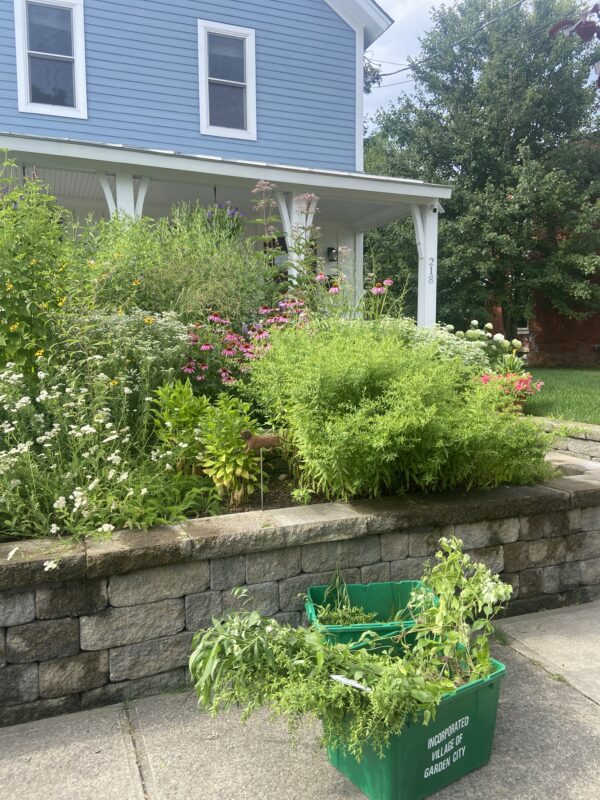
[305,580,423,646]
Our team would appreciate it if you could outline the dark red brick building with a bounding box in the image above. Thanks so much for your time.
[527,300,600,367]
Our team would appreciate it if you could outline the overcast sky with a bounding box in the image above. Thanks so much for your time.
[364,0,447,118]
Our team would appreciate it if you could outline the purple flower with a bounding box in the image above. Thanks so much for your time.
[329,284,340,295]
[371,283,386,295]
[316,273,327,282]
[200,343,214,352]
[383,278,394,287]
[221,347,237,357]
[182,361,196,375]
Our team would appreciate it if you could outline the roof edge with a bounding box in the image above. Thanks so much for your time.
[324,0,393,47]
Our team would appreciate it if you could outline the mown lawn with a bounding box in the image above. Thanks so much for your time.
[525,368,600,425]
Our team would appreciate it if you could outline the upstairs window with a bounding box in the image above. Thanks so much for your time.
[14,0,88,118]
[198,20,257,140]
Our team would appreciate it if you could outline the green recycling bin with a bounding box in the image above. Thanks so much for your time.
[327,658,506,800]
[305,580,423,647]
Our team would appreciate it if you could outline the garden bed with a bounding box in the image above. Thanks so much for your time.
[1,470,600,727]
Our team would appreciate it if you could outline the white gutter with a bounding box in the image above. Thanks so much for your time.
[0,132,452,203]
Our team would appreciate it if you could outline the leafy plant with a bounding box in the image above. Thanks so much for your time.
[290,487,313,506]
[202,395,263,507]
[0,161,74,373]
[153,381,210,474]
[400,537,513,683]
[246,319,552,499]
[189,540,512,760]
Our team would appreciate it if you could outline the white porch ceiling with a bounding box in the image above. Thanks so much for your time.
[3,133,451,230]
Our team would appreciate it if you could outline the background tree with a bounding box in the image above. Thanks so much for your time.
[366,0,600,334]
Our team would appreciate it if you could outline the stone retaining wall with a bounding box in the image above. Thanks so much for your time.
[545,419,600,463]
[1,469,600,727]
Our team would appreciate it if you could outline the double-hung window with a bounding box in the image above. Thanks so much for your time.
[198,19,256,140]
[14,0,88,118]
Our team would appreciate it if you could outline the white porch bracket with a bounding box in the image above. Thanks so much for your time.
[411,202,440,327]
[275,189,318,279]
[97,172,151,218]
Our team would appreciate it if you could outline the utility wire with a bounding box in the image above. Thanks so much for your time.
[373,14,564,90]
[377,0,528,78]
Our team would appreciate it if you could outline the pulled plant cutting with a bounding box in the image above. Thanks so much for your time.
[189,538,512,760]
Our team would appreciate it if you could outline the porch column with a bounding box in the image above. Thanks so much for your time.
[275,190,318,279]
[411,202,439,327]
[353,231,364,307]
[97,172,150,218]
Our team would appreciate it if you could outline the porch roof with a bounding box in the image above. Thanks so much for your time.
[0,132,452,231]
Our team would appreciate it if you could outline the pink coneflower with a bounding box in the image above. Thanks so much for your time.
[251,329,270,340]
[383,278,394,287]
[221,347,237,357]
[259,306,274,315]
[371,283,386,295]
[194,374,206,382]
[265,315,289,325]
[200,343,214,352]
[316,273,327,282]
[197,363,209,371]
[223,332,241,343]
[208,313,231,325]
[219,370,236,385]
[328,283,340,295]
[182,361,196,375]
[188,333,199,345]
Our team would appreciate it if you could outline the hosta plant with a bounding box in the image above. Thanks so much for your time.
[202,395,262,507]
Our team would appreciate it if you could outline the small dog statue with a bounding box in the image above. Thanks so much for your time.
[240,430,282,452]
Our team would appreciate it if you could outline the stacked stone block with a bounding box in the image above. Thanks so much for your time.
[1,471,599,727]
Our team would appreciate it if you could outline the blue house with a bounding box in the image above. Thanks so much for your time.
[0,0,451,324]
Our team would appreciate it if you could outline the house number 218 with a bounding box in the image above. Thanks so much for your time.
[428,258,436,285]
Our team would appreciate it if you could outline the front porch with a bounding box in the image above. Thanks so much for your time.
[0,132,451,325]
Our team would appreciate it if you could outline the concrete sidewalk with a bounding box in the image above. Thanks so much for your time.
[1,603,600,800]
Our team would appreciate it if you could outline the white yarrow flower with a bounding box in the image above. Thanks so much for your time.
[97,523,115,533]
[43,560,58,572]
[53,496,67,510]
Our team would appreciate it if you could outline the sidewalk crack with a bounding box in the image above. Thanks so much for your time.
[122,703,155,800]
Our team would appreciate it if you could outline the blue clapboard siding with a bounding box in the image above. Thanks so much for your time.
[0,0,358,170]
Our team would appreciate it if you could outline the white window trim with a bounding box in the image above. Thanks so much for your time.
[14,0,88,119]
[197,19,257,141]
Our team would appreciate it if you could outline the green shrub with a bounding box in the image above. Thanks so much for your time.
[246,320,552,499]
[0,165,74,372]
[81,204,280,325]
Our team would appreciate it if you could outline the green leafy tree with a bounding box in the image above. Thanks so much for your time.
[366,0,600,334]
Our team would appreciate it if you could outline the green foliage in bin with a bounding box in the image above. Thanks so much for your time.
[310,568,379,626]
[189,538,512,760]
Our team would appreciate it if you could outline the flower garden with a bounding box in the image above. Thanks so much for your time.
[0,163,554,543]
